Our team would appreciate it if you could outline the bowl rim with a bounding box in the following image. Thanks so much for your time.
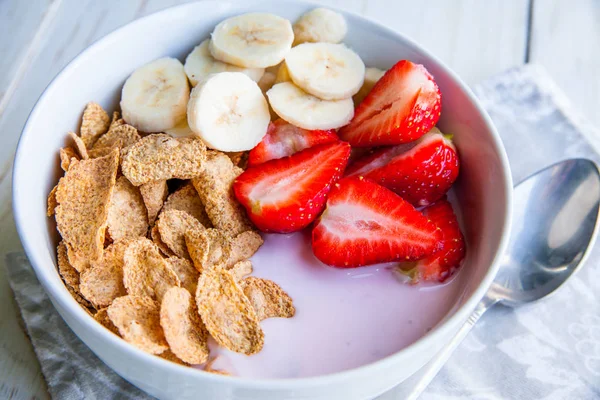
[12,0,513,389]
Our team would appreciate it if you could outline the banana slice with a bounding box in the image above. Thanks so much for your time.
[285,43,365,100]
[293,8,347,45]
[164,120,194,138]
[353,67,386,106]
[184,40,264,87]
[275,62,291,84]
[267,82,353,130]
[121,57,189,132]
[187,72,270,151]
[209,13,294,68]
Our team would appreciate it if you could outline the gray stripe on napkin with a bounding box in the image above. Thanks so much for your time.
[474,64,600,183]
[4,252,153,400]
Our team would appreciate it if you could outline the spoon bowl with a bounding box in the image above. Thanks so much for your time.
[490,158,600,306]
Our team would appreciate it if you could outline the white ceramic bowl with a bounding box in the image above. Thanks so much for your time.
[12,1,512,399]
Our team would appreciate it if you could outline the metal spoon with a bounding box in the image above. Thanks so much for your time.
[407,158,600,400]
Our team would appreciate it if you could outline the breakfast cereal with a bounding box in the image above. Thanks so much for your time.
[68,286,95,314]
[94,308,120,335]
[160,349,188,365]
[68,131,89,159]
[57,241,80,292]
[109,111,125,129]
[165,256,199,294]
[106,176,149,242]
[88,142,122,159]
[92,123,140,151]
[185,228,231,273]
[107,295,169,354]
[191,151,252,236]
[79,240,131,308]
[80,102,110,147]
[59,146,79,171]
[240,277,295,321]
[65,242,90,273]
[150,225,175,257]
[121,134,206,186]
[160,287,209,364]
[162,182,211,227]
[229,260,253,281]
[156,209,206,259]
[48,91,300,369]
[122,238,181,301]
[227,231,263,266]
[195,267,264,355]
[184,228,211,272]
[139,180,169,225]
[47,185,58,217]
[55,148,119,270]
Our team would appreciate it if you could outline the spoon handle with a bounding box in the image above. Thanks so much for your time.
[405,296,495,400]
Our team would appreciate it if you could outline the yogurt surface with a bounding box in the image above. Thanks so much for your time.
[207,231,464,378]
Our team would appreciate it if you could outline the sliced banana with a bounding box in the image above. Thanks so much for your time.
[267,82,353,130]
[353,67,386,106]
[209,13,294,68]
[275,62,291,84]
[164,120,194,138]
[120,57,189,132]
[285,43,365,100]
[293,8,347,45]
[187,72,270,151]
[184,39,264,87]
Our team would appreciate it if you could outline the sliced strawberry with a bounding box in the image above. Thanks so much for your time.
[395,198,465,283]
[234,141,351,233]
[346,128,459,207]
[247,120,338,166]
[338,60,441,147]
[311,177,442,268]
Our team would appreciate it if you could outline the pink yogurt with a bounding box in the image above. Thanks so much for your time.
[206,230,464,379]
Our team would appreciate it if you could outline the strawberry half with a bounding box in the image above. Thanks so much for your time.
[346,128,459,207]
[234,141,351,233]
[311,177,442,268]
[247,120,338,166]
[394,197,465,283]
[338,60,441,147]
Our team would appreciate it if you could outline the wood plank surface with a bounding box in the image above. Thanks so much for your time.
[0,0,56,103]
[364,0,530,85]
[529,0,600,126]
[0,1,62,397]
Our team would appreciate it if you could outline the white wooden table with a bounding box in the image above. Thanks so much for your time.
[1,0,598,398]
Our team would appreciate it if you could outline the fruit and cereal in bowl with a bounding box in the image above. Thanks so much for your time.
[14,2,511,399]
